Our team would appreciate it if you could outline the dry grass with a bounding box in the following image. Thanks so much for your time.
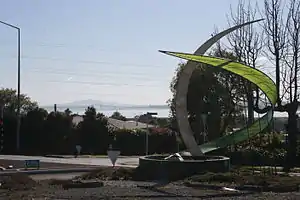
[0,173,37,190]
[77,166,135,181]
[48,166,300,193]
[186,169,300,192]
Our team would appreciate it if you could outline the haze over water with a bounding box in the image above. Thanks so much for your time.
[42,104,291,118]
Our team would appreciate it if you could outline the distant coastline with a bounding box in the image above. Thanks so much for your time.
[42,104,169,110]
[41,105,170,117]
[41,104,292,119]
[40,99,170,117]
[40,99,296,118]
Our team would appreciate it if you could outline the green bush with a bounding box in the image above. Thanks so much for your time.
[111,129,178,155]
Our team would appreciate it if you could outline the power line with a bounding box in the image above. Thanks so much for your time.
[26,67,164,75]
[0,41,154,55]
[25,69,168,81]
[43,91,134,96]
[26,68,162,78]
[24,70,167,86]
[0,54,166,69]
[26,67,166,76]
[22,55,164,68]
[44,80,162,87]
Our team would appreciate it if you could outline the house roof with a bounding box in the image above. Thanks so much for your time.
[72,115,154,130]
[107,118,154,130]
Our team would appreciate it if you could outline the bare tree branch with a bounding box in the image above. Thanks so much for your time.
[262,0,289,108]
[227,0,266,116]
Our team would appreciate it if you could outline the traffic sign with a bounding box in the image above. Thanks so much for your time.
[24,160,40,170]
[146,112,158,116]
[107,150,120,167]
[75,145,82,155]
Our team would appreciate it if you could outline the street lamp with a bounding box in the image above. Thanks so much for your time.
[0,102,4,152]
[145,112,158,155]
[0,20,21,152]
[200,112,210,143]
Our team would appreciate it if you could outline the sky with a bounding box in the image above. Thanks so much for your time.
[0,0,267,107]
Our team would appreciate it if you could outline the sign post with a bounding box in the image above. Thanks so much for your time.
[107,144,120,167]
[75,145,82,157]
[200,112,210,143]
[145,112,158,155]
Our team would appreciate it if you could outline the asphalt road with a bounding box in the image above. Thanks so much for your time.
[0,155,139,168]
[0,155,139,180]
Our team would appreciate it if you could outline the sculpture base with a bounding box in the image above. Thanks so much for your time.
[138,155,230,181]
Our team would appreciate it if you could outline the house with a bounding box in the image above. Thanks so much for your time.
[72,115,84,125]
[71,115,154,130]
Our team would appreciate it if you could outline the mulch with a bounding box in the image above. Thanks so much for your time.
[0,159,98,170]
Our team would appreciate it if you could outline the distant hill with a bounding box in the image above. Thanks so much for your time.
[41,99,169,110]
[57,99,132,106]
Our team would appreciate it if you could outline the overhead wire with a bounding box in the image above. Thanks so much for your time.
[0,41,167,69]
[22,68,169,87]
[0,40,153,54]
[0,41,175,102]
[25,69,168,82]
[1,53,172,87]
[44,80,162,87]
[1,49,172,87]
[0,54,166,69]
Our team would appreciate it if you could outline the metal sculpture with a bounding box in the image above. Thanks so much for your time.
[160,19,277,156]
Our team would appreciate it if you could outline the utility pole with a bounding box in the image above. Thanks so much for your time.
[0,103,4,153]
[16,27,21,152]
[0,20,21,152]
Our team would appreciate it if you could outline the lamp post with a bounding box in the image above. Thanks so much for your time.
[0,101,4,153]
[0,20,21,152]
[145,112,158,155]
[200,112,210,143]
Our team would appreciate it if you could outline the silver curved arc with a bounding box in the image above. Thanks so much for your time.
[175,19,263,156]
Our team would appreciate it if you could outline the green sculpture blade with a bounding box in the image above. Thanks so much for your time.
[160,50,277,153]
[160,51,277,104]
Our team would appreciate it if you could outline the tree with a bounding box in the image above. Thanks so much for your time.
[84,106,97,120]
[0,88,37,114]
[168,49,245,144]
[225,0,300,170]
[226,0,264,124]
[21,108,48,154]
[262,0,287,108]
[0,88,38,153]
[110,111,126,121]
[64,108,72,116]
[77,106,109,154]
[43,111,74,154]
[260,0,300,170]
[156,118,170,128]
